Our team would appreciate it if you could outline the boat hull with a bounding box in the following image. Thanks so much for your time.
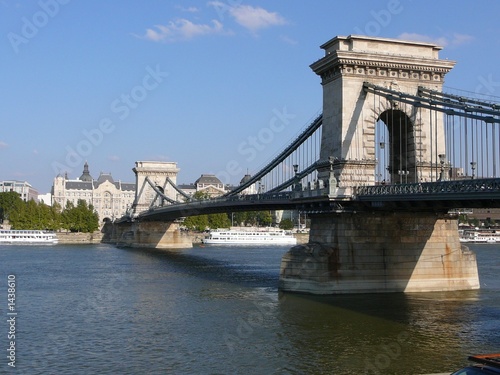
[202,229,297,246]
[202,238,297,245]
[0,230,58,245]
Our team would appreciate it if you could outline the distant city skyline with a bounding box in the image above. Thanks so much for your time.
[2,0,500,193]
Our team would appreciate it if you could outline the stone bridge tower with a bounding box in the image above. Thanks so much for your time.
[310,35,455,194]
[132,161,180,215]
[107,161,191,250]
[279,35,479,295]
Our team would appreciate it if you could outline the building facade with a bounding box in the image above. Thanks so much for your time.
[0,180,39,202]
[52,162,136,223]
[239,173,257,195]
[37,193,52,205]
[50,162,299,226]
[178,174,235,200]
[194,174,227,197]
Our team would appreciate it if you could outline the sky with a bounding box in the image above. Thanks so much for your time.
[1,0,500,193]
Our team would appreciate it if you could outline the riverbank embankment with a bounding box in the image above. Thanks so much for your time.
[56,230,309,245]
[56,231,104,244]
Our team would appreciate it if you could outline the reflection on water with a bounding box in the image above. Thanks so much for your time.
[0,243,498,374]
[276,290,490,374]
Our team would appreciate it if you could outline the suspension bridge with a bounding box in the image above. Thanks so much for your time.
[127,82,500,221]
[111,35,500,295]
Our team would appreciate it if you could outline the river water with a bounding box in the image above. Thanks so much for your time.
[1,242,499,374]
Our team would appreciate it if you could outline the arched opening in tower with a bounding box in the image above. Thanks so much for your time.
[376,108,416,184]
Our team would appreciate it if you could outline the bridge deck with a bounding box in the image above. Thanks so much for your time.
[119,178,500,222]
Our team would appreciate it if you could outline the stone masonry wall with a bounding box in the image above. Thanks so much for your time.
[280,211,479,294]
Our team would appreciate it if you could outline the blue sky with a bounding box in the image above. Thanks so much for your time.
[1,0,500,193]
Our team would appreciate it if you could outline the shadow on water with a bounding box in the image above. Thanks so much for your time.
[119,245,282,290]
[274,248,500,375]
[274,289,494,374]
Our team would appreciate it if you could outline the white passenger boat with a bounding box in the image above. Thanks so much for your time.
[0,230,59,244]
[202,228,297,245]
[459,228,500,243]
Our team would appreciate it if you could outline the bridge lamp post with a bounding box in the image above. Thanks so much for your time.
[470,161,477,179]
[398,170,409,184]
[258,182,265,194]
[438,154,448,182]
[293,164,300,191]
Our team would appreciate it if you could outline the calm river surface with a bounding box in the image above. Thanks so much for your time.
[1,242,499,374]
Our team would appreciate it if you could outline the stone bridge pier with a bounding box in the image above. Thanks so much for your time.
[103,220,192,249]
[101,160,193,249]
[109,161,193,249]
[279,211,479,294]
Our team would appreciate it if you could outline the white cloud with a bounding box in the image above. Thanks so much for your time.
[175,5,200,13]
[398,32,447,46]
[227,4,287,33]
[207,2,287,33]
[398,32,474,48]
[280,35,298,45]
[448,33,474,47]
[139,4,287,43]
[141,18,226,42]
[108,155,120,161]
[148,154,170,161]
[0,141,8,149]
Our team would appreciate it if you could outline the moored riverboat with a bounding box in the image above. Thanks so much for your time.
[202,228,297,245]
[0,230,59,245]
[460,228,500,244]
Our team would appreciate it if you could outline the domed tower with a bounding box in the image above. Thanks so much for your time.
[239,173,256,195]
[79,161,93,182]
